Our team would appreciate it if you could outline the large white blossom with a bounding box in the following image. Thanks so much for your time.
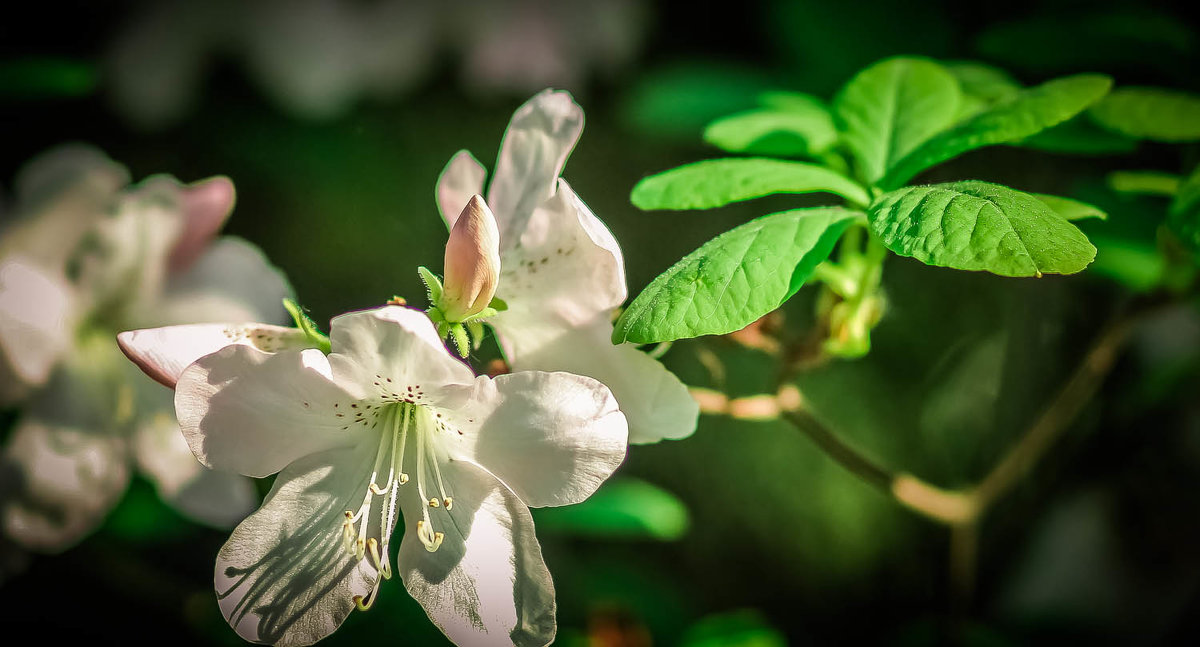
[121,305,628,646]
[435,89,698,443]
[0,145,290,552]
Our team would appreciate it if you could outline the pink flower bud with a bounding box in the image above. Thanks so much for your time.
[440,195,500,321]
[169,176,235,272]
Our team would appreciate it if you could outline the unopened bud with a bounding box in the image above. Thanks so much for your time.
[440,195,500,321]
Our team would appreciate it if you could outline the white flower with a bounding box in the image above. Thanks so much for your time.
[434,89,698,444]
[124,305,627,646]
[0,145,291,551]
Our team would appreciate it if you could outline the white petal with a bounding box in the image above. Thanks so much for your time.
[215,443,383,647]
[0,258,75,394]
[155,236,294,326]
[2,417,130,553]
[132,398,256,528]
[487,89,584,242]
[327,306,474,402]
[176,345,358,477]
[443,370,627,507]
[497,315,698,444]
[399,459,555,647]
[437,151,487,229]
[494,178,626,326]
[119,322,310,389]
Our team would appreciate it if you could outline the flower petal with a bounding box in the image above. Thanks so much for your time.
[443,370,627,507]
[169,175,236,272]
[437,151,487,229]
[156,236,294,327]
[176,345,358,477]
[0,258,75,397]
[119,322,310,389]
[327,306,474,403]
[132,396,257,528]
[398,459,556,647]
[487,89,583,242]
[497,315,698,445]
[495,178,625,326]
[1,417,130,553]
[215,443,383,647]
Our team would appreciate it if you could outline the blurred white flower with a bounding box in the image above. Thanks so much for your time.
[123,305,627,646]
[435,89,699,444]
[106,0,647,128]
[0,145,292,552]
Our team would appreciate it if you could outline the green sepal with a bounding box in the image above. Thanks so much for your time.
[489,296,508,312]
[417,266,443,306]
[466,320,485,350]
[283,298,331,354]
[449,323,470,357]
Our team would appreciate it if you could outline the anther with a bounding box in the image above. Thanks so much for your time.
[443,497,453,510]
[428,498,440,508]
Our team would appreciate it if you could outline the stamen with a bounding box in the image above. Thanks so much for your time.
[417,520,444,552]
[443,497,453,510]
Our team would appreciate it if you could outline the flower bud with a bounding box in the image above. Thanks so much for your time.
[440,195,500,321]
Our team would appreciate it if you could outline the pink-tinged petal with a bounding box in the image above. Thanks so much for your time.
[216,443,383,647]
[169,176,235,272]
[2,418,131,553]
[176,345,358,478]
[326,306,474,404]
[441,370,627,508]
[399,460,555,647]
[0,258,75,396]
[496,315,698,445]
[495,179,625,326]
[441,196,501,321]
[487,89,583,242]
[437,151,487,230]
[119,323,310,389]
[132,397,257,528]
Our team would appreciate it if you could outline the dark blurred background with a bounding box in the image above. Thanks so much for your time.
[2,0,1200,644]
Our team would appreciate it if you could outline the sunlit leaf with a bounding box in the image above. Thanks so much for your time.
[944,60,1021,120]
[1033,194,1107,221]
[1021,115,1139,154]
[1107,171,1182,197]
[614,207,859,343]
[1089,87,1200,142]
[631,158,869,210]
[868,181,1096,276]
[622,63,775,139]
[882,75,1113,188]
[534,477,689,541]
[704,100,837,158]
[834,57,961,184]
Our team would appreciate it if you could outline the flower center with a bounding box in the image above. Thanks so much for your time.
[341,402,454,611]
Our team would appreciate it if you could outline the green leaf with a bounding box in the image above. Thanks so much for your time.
[613,207,859,343]
[620,62,774,140]
[1033,193,1107,221]
[1168,166,1200,255]
[682,610,787,647]
[1020,115,1139,155]
[868,181,1096,277]
[283,298,331,353]
[882,75,1113,189]
[1089,87,1200,142]
[1107,171,1182,197]
[631,158,869,210]
[704,104,837,158]
[944,61,1021,120]
[534,477,690,541]
[833,57,961,184]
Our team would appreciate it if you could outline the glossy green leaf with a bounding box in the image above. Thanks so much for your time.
[1107,171,1182,197]
[944,61,1021,120]
[834,57,961,184]
[868,181,1096,276]
[1021,115,1139,154]
[882,75,1113,189]
[1089,87,1200,142]
[631,158,869,210]
[1034,193,1107,220]
[533,477,689,541]
[613,207,859,343]
[704,102,837,158]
